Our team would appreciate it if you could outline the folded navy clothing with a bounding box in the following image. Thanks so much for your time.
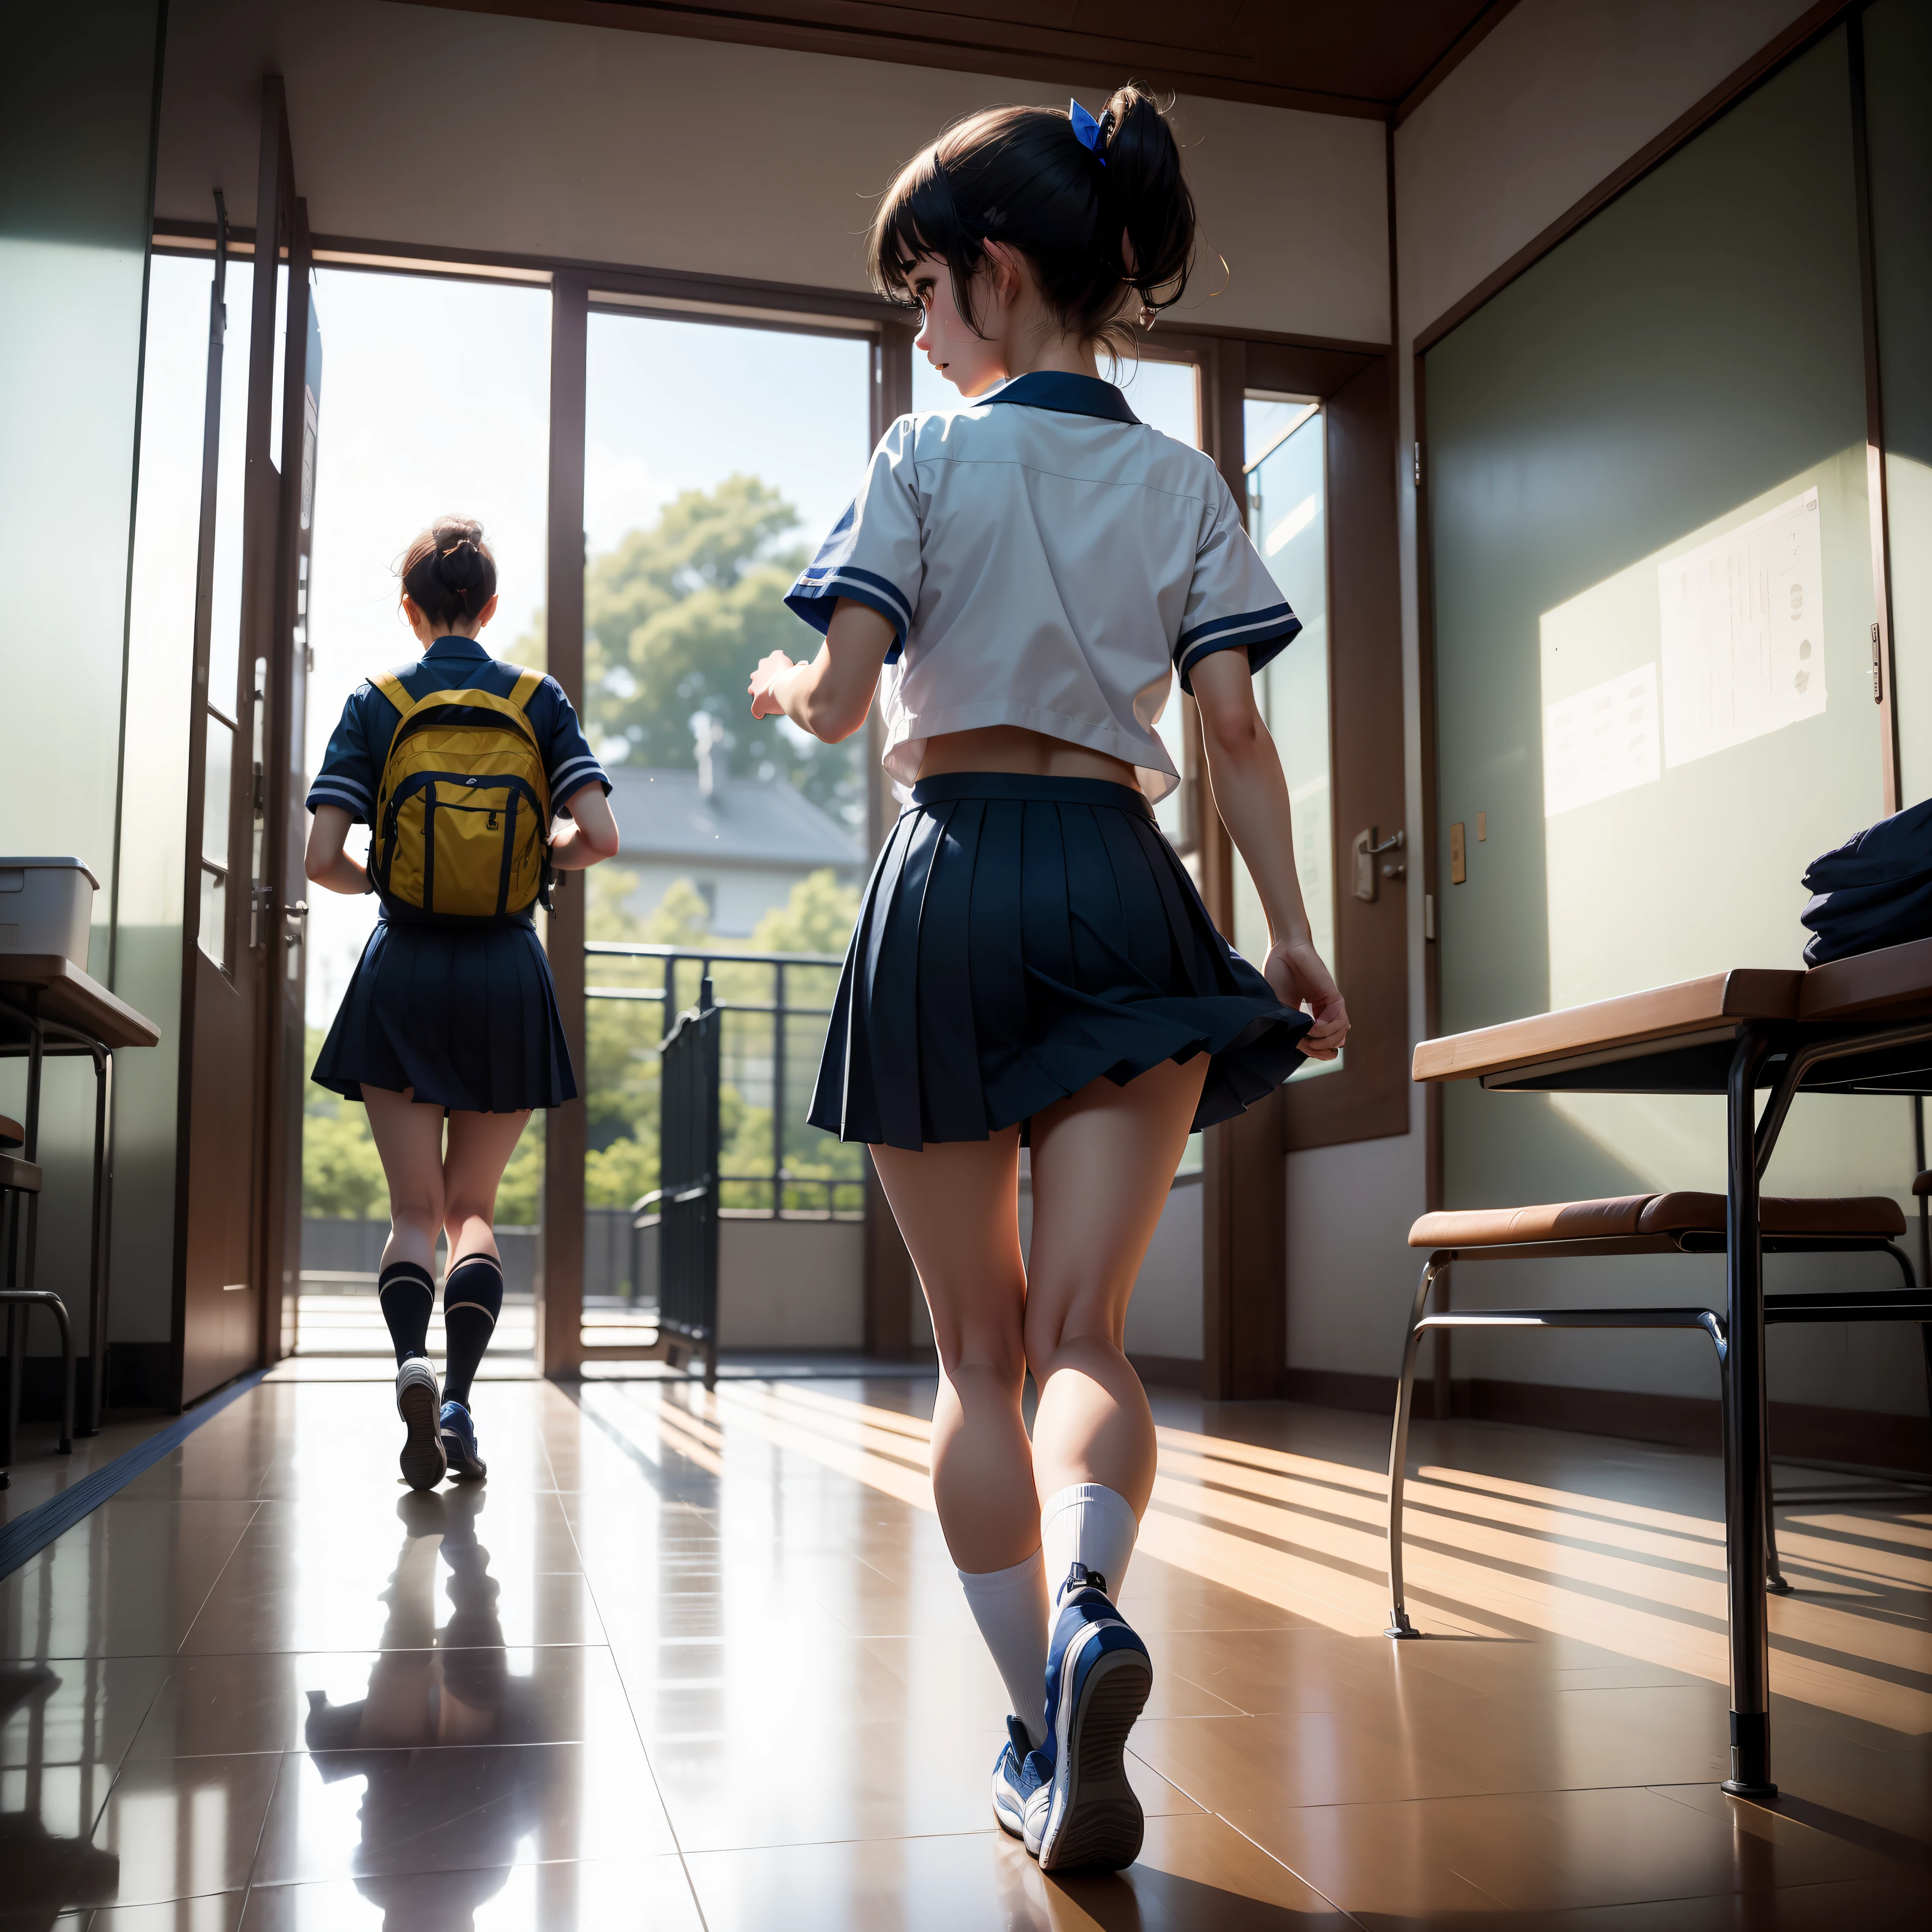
[1802,873,1932,966]
[1801,798,1932,965]
[1802,796,1932,892]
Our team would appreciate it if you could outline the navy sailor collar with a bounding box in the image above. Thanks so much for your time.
[984,370,1140,426]
[423,633,491,662]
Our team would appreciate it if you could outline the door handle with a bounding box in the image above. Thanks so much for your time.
[1353,828,1404,903]
[284,900,309,922]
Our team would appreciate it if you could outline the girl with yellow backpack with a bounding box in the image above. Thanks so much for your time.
[305,517,619,1490]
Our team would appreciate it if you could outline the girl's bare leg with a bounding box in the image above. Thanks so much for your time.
[869,1128,1036,1574]
[363,1086,449,1276]
[1024,1055,1207,1515]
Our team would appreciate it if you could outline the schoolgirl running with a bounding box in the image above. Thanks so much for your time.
[749,85,1348,1873]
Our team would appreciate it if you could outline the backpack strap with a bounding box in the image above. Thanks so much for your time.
[508,669,542,713]
[372,671,416,719]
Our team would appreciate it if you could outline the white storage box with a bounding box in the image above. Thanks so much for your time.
[0,858,100,968]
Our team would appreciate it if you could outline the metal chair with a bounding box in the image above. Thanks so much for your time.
[1384,1190,1932,1636]
[1,1111,74,1487]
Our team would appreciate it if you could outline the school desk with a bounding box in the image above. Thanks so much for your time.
[1411,935,1932,1798]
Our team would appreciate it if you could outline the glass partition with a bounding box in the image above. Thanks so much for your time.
[1,0,166,1375]
[1865,0,1932,809]
[1239,398,1336,1076]
[1424,26,1916,1411]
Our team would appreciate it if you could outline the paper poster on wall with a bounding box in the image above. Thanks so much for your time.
[1544,662,1661,817]
[1659,486,1825,767]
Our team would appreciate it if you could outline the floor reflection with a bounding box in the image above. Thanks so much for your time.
[1,1659,120,1916]
[1,1374,1924,1927]
[301,1489,543,1930]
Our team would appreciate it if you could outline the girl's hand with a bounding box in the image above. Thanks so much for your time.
[1265,938,1350,1061]
[748,650,796,719]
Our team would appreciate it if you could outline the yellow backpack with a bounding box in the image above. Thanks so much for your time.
[368,669,553,920]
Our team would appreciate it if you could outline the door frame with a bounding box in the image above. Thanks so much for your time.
[150,217,1405,1392]
[166,76,313,1403]
[536,268,899,1375]
[1148,327,1405,1400]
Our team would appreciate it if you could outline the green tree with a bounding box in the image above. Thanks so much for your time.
[303,1113,389,1219]
[580,476,862,829]
[302,1026,388,1219]
[750,868,861,955]
[494,1114,544,1227]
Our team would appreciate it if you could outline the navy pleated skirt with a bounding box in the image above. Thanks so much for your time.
[311,915,576,1113]
[809,772,1311,1150]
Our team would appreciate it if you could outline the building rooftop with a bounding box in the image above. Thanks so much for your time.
[604,767,865,872]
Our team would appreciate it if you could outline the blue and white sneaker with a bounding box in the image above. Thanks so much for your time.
[439,1400,487,1482]
[992,1715,1044,1837]
[394,1357,446,1492]
[1021,1564,1151,1872]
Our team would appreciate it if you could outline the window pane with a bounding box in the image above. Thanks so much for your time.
[581,314,873,1313]
[198,865,226,969]
[1241,402,1339,1075]
[203,712,234,873]
[295,269,553,1355]
[1126,360,1202,848]
[205,259,253,722]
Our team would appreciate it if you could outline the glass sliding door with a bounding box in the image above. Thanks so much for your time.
[579,307,874,1342]
[293,267,552,1355]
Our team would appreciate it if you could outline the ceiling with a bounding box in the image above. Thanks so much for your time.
[418,1,1518,120]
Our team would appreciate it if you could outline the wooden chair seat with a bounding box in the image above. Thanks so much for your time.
[1410,1192,1905,1250]
[0,1115,22,1150]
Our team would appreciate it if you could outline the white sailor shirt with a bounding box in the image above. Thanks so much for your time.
[785,370,1299,802]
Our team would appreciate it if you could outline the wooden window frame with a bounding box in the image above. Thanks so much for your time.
[1146,327,1405,1400]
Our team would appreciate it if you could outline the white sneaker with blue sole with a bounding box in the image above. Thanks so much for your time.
[1021,1563,1151,1871]
[394,1357,446,1492]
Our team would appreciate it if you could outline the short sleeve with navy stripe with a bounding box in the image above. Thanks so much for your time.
[784,416,921,660]
[305,636,610,824]
[1174,471,1302,694]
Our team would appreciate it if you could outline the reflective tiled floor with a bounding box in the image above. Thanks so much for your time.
[2,1372,1927,1927]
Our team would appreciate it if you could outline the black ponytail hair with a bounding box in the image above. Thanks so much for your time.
[398,516,497,630]
[868,84,1196,357]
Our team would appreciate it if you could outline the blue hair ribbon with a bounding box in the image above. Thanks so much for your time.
[1069,98,1107,166]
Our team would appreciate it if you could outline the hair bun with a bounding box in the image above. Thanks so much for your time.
[437,532,488,592]
[399,516,498,629]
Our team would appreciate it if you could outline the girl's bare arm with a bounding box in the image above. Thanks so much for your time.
[303,805,368,895]
[550,784,620,870]
[748,598,896,743]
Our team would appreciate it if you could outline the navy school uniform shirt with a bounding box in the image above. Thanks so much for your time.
[306,634,609,922]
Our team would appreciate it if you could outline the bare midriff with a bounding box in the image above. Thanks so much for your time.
[915,723,1140,789]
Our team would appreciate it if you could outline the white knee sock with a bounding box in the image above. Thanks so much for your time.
[957,1549,1049,1748]
[1041,1483,1140,1605]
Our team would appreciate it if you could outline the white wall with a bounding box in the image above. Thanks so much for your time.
[1302,0,1860,1408]
[1017,1174,1202,1371]
[614,859,847,939]
[716,1217,864,1349]
[154,1,1389,345]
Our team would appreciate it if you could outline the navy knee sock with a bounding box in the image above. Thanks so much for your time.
[378,1260,436,1367]
[441,1254,503,1407]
